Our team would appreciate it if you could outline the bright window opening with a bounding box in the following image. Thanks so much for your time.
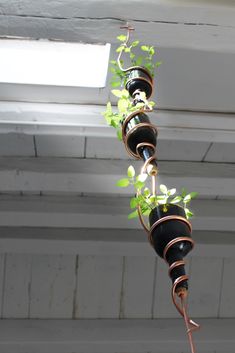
[0,39,110,88]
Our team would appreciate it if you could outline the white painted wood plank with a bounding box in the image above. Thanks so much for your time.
[35,135,85,157]
[86,137,210,161]
[86,137,130,159]
[0,133,34,156]
[157,140,210,161]
[0,158,234,198]
[0,254,5,317]
[0,318,234,353]
[219,258,235,317]
[1,0,235,27]
[2,254,31,318]
[1,10,235,54]
[0,102,234,143]
[30,255,76,318]
[120,256,156,318]
[76,255,123,318]
[188,256,223,317]
[0,227,235,260]
[153,257,191,318]
[205,142,235,163]
[0,195,234,232]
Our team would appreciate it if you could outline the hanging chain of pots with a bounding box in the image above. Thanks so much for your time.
[103,25,199,353]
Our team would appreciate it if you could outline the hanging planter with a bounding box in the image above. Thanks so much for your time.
[122,110,157,159]
[149,204,194,289]
[125,66,153,98]
[103,27,200,352]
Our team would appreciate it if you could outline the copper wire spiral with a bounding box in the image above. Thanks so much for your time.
[119,23,199,353]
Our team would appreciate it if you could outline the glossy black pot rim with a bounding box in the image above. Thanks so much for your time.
[149,215,192,235]
[124,66,153,83]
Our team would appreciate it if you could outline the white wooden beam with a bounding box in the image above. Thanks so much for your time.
[0,195,234,232]
[0,227,234,258]
[1,1,235,52]
[0,102,234,143]
[0,157,234,198]
[0,318,234,353]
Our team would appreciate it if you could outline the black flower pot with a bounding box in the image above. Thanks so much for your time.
[125,67,153,99]
[123,111,157,158]
[149,204,193,288]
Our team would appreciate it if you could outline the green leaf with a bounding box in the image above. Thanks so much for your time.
[111,89,123,98]
[168,188,176,196]
[159,184,168,194]
[117,129,122,141]
[128,209,139,219]
[134,180,145,190]
[149,195,157,203]
[117,35,127,42]
[130,197,138,209]
[135,56,143,66]
[116,46,125,53]
[116,178,130,187]
[155,61,162,67]
[121,89,129,98]
[118,98,129,113]
[170,196,182,204]
[189,191,198,199]
[144,187,150,196]
[185,208,194,219]
[137,173,148,182]
[106,102,112,114]
[149,47,155,55]
[111,81,121,88]
[155,195,166,200]
[183,194,191,203]
[141,45,149,52]
[127,165,135,178]
[181,188,187,197]
[131,40,139,47]
[142,209,151,216]
[130,52,135,60]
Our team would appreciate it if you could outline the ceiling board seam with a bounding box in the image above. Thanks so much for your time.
[0,14,234,29]
[201,142,213,162]
[72,255,79,319]
[27,255,32,319]
[218,258,225,318]
[33,136,38,158]
[119,256,125,319]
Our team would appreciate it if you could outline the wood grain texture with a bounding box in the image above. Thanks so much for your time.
[29,254,76,318]
[120,256,156,318]
[2,254,31,318]
[219,258,235,317]
[188,256,223,317]
[35,135,85,157]
[75,255,123,318]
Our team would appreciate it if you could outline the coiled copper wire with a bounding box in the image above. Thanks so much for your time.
[163,237,199,353]
[120,23,199,353]
[122,110,158,160]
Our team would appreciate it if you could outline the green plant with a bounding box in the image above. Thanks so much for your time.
[117,166,198,220]
[103,34,159,140]
[102,89,155,140]
[110,34,162,87]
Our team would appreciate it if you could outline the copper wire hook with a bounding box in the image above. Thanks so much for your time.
[117,24,135,72]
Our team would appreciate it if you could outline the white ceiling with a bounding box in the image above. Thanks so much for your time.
[0,1,235,352]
